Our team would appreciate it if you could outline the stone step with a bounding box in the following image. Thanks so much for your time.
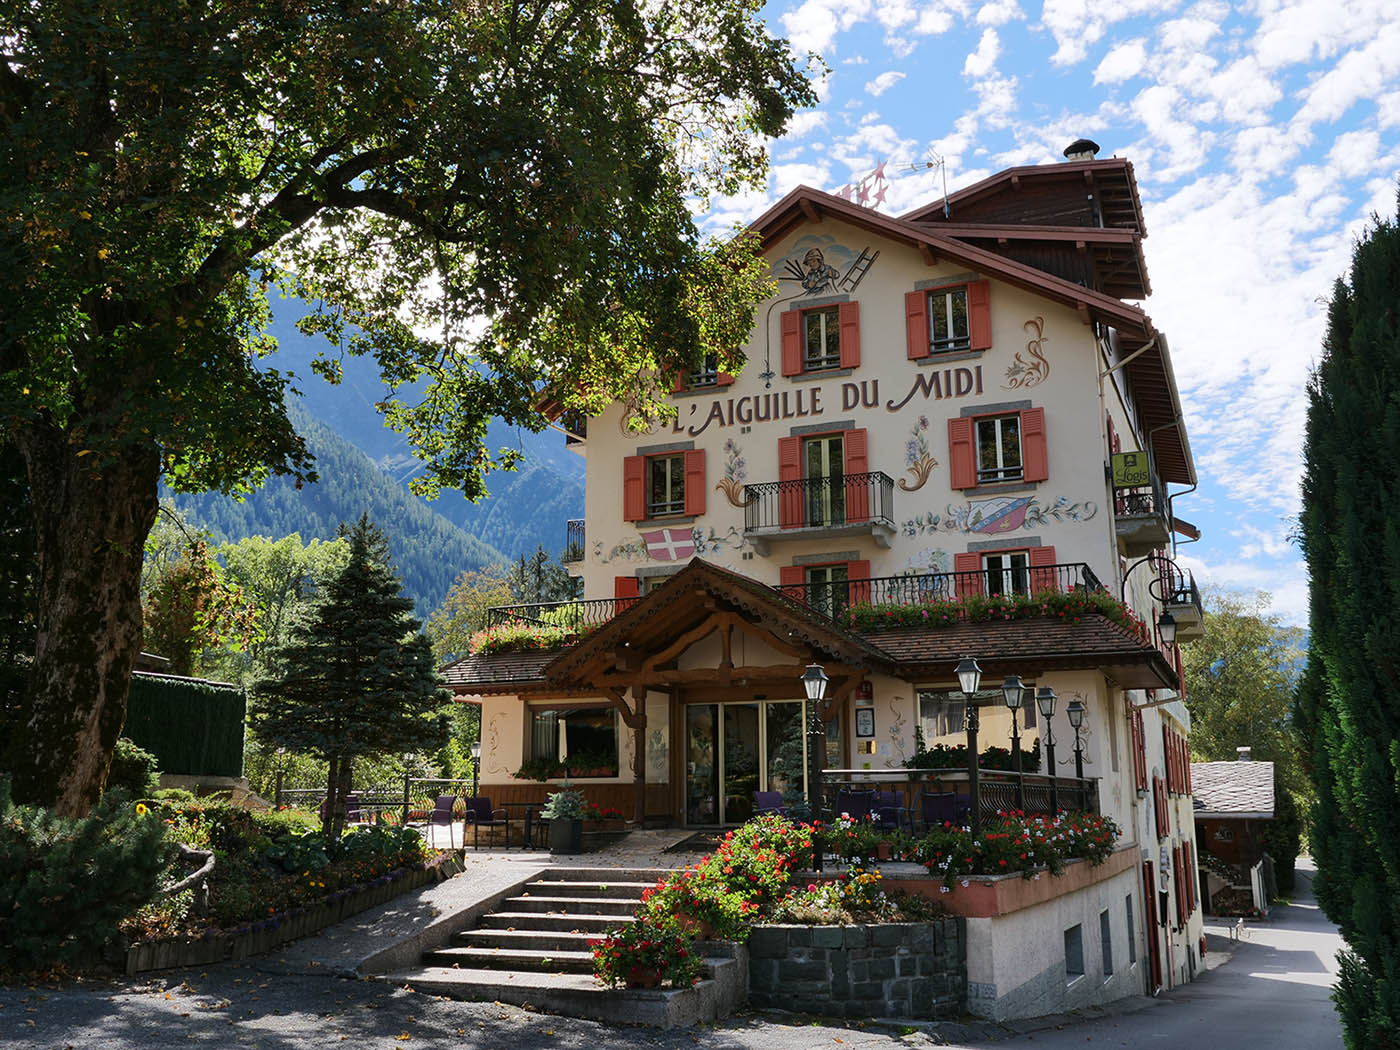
[454,928,601,953]
[502,895,642,916]
[424,945,596,974]
[542,868,673,883]
[478,912,634,933]
[522,879,654,899]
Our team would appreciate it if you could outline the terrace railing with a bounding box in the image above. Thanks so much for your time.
[820,767,1100,827]
[485,563,1105,632]
[742,471,895,534]
[562,519,585,563]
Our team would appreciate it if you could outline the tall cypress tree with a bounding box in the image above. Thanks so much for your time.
[252,515,449,838]
[1298,201,1400,1049]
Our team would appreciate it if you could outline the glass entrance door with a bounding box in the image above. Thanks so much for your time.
[805,435,845,525]
[684,699,809,826]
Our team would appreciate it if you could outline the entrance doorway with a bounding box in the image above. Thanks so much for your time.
[684,700,808,825]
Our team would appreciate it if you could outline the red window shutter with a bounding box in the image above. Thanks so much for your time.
[1164,725,1175,794]
[779,564,805,602]
[1185,739,1193,794]
[1173,847,1184,927]
[847,559,871,606]
[905,290,930,360]
[778,436,804,529]
[1106,413,1118,455]
[683,449,706,517]
[1021,407,1049,482]
[1185,842,1196,913]
[623,455,646,522]
[1133,709,1147,792]
[1176,646,1186,699]
[1028,545,1058,593]
[673,372,686,394]
[716,371,736,387]
[954,551,984,598]
[614,576,640,613]
[968,279,992,351]
[839,301,861,369]
[781,310,803,376]
[844,428,870,523]
[948,417,977,489]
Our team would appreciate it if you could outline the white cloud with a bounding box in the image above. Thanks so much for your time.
[780,0,874,55]
[866,71,907,96]
[1041,0,1183,67]
[783,110,831,140]
[1094,39,1148,85]
[963,28,1000,77]
[976,0,1023,26]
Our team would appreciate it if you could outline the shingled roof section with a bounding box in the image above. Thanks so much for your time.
[862,614,1177,689]
[1190,761,1276,818]
[440,649,556,693]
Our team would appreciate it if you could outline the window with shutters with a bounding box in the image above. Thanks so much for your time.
[807,563,849,619]
[805,434,845,526]
[782,302,861,376]
[688,354,720,387]
[906,280,991,359]
[948,408,1048,489]
[648,454,686,517]
[930,285,971,352]
[984,550,1030,597]
[954,545,1057,597]
[804,307,841,370]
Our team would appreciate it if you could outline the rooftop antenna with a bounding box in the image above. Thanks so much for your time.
[903,150,950,217]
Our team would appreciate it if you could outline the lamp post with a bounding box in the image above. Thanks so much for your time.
[1001,675,1026,812]
[956,656,983,837]
[1036,685,1059,814]
[1066,698,1086,781]
[470,739,482,799]
[802,663,829,871]
[1158,610,1178,648]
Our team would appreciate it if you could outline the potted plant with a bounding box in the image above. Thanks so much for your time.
[541,786,587,854]
[590,918,702,989]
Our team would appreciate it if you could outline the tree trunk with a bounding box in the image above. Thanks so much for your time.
[323,755,341,838]
[9,428,159,816]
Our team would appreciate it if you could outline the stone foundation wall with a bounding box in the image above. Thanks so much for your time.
[747,920,967,1019]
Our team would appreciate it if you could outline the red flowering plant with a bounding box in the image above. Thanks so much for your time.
[841,589,1148,642]
[697,813,814,907]
[908,810,1121,886]
[637,874,753,940]
[818,811,913,862]
[590,917,702,988]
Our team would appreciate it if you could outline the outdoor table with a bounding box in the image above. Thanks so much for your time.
[500,801,542,849]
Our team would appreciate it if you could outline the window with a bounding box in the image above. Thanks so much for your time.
[918,690,968,738]
[688,354,720,387]
[1100,909,1114,977]
[904,280,991,360]
[806,563,849,619]
[648,454,686,517]
[977,414,1023,483]
[805,434,845,525]
[929,286,970,352]
[984,550,1029,596]
[528,707,620,776]
[781,302,861,376]
[1064,924,1085,980]
[1126,895,1136,964]
[947,408,1047,489]
[623,449,706,521]
[804,307,841,371]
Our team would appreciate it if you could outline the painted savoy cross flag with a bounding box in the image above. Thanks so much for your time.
[642,527,696,562]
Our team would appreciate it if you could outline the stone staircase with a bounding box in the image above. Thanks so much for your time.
[393,867,748,1028]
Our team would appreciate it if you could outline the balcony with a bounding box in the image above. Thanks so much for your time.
[1114,471,1171,556]
[742,471,896,554]
[1161,567,1204,642]
[562,519,585,564]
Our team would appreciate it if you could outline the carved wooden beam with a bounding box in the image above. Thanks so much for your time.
[919,242,937,266]
[800,199,821,223]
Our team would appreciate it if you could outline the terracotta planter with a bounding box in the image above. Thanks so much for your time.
[876,841,894,861]
[625,965,663,989]
[677,913,716,939]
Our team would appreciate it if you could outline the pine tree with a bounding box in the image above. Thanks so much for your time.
[1298,201,1400,1049]
[251,515,449,838]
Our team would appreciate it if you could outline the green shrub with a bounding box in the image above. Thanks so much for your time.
[0,780,173,972]
[106,737,160,798]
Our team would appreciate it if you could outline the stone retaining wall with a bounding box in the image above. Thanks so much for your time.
[747,920,966,1019]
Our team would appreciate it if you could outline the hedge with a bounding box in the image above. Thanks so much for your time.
[123,673,246,778]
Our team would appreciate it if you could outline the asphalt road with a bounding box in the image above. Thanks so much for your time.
[0,860,1345,1050]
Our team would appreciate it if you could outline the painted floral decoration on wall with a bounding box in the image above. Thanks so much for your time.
[1003,317,1050,390]
[901,495,1098,537]
[715,438,750,508]
[899,415,939,492]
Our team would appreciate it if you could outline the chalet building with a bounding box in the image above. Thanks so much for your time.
[443,140,1207,1016]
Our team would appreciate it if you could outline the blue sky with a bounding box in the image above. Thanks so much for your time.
[697,0,1400,626]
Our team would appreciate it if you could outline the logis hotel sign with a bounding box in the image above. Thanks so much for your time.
[672,366,986,439]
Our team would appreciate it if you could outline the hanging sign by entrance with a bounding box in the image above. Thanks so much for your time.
[1111,451,1150,489]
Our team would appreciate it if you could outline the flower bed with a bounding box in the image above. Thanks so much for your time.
[842,588,1149,641]
[906,810,1120,884]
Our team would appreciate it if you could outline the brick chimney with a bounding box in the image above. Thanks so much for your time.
[1236,746,1252,762]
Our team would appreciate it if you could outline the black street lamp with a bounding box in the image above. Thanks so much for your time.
[802,663,830,871]
[470,739,482,799]
[1036,685,1059,814]
[1158,610,1178,648]
[1066,698,1086,781]
[956,656,983,837]
[1001,675,1027,812]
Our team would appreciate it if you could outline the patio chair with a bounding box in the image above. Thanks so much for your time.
[836,790,877,821]
[753,790,786,816]
[319,793,364,825]
[463,797,510,850]
[428,795,459,850]
[874,790,912,831]
[921,791,961,828]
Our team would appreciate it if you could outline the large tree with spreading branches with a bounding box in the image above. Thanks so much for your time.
[0,0,816,813]
[1297,200,1400,1049]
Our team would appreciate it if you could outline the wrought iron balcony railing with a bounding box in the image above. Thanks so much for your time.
[1114,468,1167,518]
[485,563,1105,632]
[742,471,895,535]
[562,519,585,563]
